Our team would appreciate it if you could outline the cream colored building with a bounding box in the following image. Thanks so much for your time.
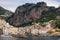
[3,27,19,35]
[31,29,39,35]
[0,19,55,36]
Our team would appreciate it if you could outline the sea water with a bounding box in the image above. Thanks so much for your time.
[0,36,60,40]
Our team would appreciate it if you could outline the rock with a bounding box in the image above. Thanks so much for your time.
[6,2,60,27]
[6,2,48,27]
[11,34,27,38]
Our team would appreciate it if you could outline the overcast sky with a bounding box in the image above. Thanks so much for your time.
[0,0,60,12]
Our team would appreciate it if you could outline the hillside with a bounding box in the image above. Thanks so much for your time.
[0,6,13,20]
[6,2,60,27]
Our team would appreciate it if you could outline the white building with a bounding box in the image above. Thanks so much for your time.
[18,27,25,34]
[31,29,39,35]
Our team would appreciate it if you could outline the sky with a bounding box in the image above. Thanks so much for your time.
[0,0,60,12]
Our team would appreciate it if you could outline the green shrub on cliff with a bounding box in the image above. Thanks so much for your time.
[55,19,60,28]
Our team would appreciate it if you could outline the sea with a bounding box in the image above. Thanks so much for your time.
[0,35,60,40]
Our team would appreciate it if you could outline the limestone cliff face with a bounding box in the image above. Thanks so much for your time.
[6,2,60,27]
[6,2,48,27]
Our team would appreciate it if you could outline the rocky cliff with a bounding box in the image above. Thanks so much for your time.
[6,2,48,27]
[6,2,60,27]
